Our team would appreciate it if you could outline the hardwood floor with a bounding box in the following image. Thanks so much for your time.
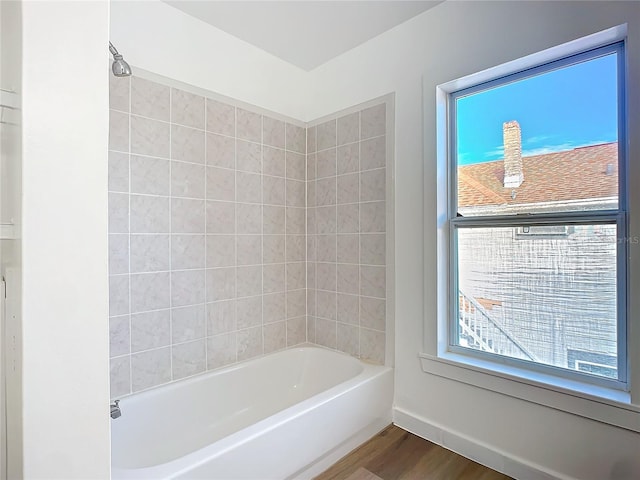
[314,425,512,480]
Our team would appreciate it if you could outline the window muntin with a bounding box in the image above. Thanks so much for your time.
[448,42,627,389]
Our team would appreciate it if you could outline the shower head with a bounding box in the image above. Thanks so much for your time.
[109,42,132,77]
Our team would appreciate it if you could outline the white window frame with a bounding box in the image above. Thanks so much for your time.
[422,25,640,432]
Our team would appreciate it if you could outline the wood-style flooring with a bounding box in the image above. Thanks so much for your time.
[314,425,512,480]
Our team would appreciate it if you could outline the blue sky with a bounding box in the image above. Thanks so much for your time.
[456,52,618,166]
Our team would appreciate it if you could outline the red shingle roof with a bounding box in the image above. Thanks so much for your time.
[458,143,618,208]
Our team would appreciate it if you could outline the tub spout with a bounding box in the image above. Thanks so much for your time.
[110,400,121,419]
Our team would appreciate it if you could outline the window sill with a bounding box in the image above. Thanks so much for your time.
[419,351,640,433]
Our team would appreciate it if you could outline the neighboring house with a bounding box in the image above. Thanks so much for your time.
[456,121,619,377]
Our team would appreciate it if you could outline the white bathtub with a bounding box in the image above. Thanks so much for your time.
[111,346,393,479]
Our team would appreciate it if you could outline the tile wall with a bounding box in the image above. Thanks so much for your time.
[306,104,388,364]
[108,74,307,398]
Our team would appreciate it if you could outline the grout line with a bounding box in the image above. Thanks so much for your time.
[126,73,133,397]
[168,87,174,382]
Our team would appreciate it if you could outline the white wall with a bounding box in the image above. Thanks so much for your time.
[21,1,111,477]
[306,2,640,479]
[110,0,309,120]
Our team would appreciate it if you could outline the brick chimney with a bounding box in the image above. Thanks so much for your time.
[503,120,524,188]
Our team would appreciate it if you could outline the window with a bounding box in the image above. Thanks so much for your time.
[446,42,627,390]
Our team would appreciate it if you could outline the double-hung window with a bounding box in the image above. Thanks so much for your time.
[443,40,627,391]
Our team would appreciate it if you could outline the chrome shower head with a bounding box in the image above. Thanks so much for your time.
[109,42,132,77]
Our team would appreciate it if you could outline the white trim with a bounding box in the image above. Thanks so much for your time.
[393,407,568,480]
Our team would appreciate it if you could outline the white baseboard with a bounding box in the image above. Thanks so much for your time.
[393,407,572,480]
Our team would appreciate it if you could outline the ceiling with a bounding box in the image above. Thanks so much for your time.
[163,1,442,71]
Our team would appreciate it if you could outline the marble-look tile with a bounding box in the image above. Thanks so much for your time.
[286,207,305,234]
[237,265,262,297]
[206,299,236,335]
[286,180,305,208]
[131,77,169,121]
[317,148,337,179]
[316,119,336,151]
[109,110,129,152]
[109,275,129,316]
[263,235,285,264]
[307,315,317,344]
[307,153,317,181]
[206,99,235,136]
[264,321,286,353]
[236,108,261,143]
[206,267,236,301]
[316,206,336,235]
[286,123,305,154]
[263,146,285,177]
[109,234,129,275]
[171,161,205,199]
[317,263,337,292]
[286,152,305,181]
[130,155,170,196]
[206,133,235,169]
[172,304,206,343]
[206,201,235,234]
[337,264,359,295]
[263,263,285,294]
[263,292,286,324]
[171,234,205,270]
[236,295,262,329]
[306,126,317,154]
[337,323,359,357]
[171,124,205,164]
[360,233,385,266]
[361,328,385,364]
[337,112,359,146]
[206,235,235,268]
[236,235,262,266]
[109,315,130,357]
[131,309,170,352]
[360,265,386,299]
[317,234,337,263]
[361,103,386,140]
[337,174,359,205]
[131,347,171,392]
[337,143,359,175]
[286,235,305,263]
[263,206,285,235]
[337,203,359,234]
[108,151,129,193]
[171,269,206,307]
[263,175,285,206]
[130,234,170,273]
[287,317,306,346]
[286,262,305,291]
[109,74,130,113]
[237,326,263,361]
[236,140,262,173]
[360,201,385,233]
[207,332,237,370]
[109,193,129,234]
[337,293,359,325]
[236,172,262,204]
[172,88,205,129]
[237,203,262,234]
[360,297,385,332]
[307,263,317,291]
[263,116,285,149]
[361,136,386,171]
[172,198,205,234]
[360,168,386,202]
[131,115,170,159]
[206,166,235,202]
[286,289,306,318]
[316,177,336,207]
[306,205,316,234]
[337,234,359,264]
[315,317,337,349]
[172,340,206,380]
[130,272,170,313]
[110,356,131,398]
[316,290,337,321]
